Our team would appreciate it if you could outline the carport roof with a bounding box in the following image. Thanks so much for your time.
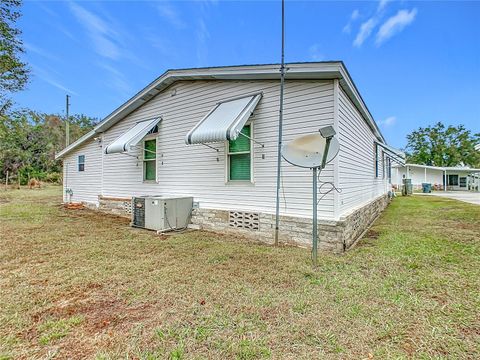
[396,163,480,173]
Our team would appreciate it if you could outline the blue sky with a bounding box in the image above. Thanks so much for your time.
[14,0,480,148]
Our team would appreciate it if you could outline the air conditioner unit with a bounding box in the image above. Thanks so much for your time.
[132,196,193,232]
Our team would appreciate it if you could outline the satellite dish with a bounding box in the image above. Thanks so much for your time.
[282,133,339,168]
[280,126,340,268]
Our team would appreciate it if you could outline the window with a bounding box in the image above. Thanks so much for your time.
[447,174,459,186]
[374,143,379,178]
[227,125,252,182]
[143,139,156,181]
[78,155,85,172]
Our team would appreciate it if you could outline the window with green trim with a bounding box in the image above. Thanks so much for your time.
[143,139,156,181]
[228,125,251,181]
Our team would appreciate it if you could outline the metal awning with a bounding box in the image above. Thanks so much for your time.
[374,141,406,166]
[105,117,161,154]
[185,93,262,145]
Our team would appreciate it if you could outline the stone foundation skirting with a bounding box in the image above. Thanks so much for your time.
[190,194,390,253]
[91,194,389,253]
[97,196,133,218]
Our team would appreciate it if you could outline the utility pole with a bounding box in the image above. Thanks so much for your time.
[65,95,70,147]
[274,0,286,246]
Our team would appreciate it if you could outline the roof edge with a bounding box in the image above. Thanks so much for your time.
[55,61,387,159]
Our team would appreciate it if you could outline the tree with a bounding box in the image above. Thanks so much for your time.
[0,110,97,183]
[405,122,480,168]
[0,0,29,113]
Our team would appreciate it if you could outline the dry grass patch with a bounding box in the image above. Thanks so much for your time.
[0,186,479,359]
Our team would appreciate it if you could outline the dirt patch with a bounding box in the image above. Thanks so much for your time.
[364,229,380,239]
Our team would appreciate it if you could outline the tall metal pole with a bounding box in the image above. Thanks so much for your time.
[312,167,318,267]
[65,95,70,147]
[274,0,285,246]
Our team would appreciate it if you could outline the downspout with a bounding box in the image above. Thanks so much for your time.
[444,170,447,192]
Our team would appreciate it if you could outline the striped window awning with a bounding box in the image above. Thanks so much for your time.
[185,93,262,145]
[105,117,161,154]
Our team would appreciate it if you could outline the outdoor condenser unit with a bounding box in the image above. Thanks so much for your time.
[132,196,193,232]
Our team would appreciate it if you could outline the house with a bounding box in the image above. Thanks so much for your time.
[393,164,480,192]
[56,62,404,252]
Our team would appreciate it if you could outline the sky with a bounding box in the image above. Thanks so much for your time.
[13,0,480,149]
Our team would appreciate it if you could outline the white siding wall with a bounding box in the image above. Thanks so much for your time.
[62,138,102,204]
[337,85,388,216]
[96,79,336,219]
[393,166,444,187]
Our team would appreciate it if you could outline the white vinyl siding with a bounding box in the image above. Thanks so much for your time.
[99,80,336,219]
[393,166,444,188]
[337,85,388,216]
[62,138,102,205]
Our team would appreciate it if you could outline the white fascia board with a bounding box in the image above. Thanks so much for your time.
[401,164,480,173]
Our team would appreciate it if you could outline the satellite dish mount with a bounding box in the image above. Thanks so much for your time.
[282,125,339,267]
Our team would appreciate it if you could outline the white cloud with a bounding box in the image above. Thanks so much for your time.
[157,3,186,29]
[98,63,133,99]
[196,19,209,66]
[69,2,122,60]
[343,9,360,34]
[377,0,390,12]
[32,65,77,95]
[378,116,396,127]
[24,43,59,61]
[353,18,377,47]
[376,8,418,46]
[308,44,324,61]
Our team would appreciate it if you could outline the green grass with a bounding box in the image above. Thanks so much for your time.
[0,186,479,359]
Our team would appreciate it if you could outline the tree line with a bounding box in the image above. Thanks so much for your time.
[0,1,96,185]
[0,111,96,185]
[405,122,480,168]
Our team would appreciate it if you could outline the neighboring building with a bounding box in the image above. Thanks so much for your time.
[393,164,480,192]
[56,62,404,252]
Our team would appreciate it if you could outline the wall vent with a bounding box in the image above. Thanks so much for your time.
[123,201,133,215]
[229,211,260,230]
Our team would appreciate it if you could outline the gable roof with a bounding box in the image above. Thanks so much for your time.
[56,61,386,159]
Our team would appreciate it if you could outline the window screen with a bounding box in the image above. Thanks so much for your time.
[143,139,156,181]
[228,125,251,181]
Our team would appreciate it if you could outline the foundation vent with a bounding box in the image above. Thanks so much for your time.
[229,211,260,230]
[123,201,133,215]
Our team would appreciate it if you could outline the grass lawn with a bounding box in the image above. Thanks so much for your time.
[0,186,479,359]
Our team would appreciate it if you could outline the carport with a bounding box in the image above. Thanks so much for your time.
[393,164,480,192]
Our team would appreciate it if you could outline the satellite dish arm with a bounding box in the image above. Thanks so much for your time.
[319,126,336,169]
[321,137,332,169]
